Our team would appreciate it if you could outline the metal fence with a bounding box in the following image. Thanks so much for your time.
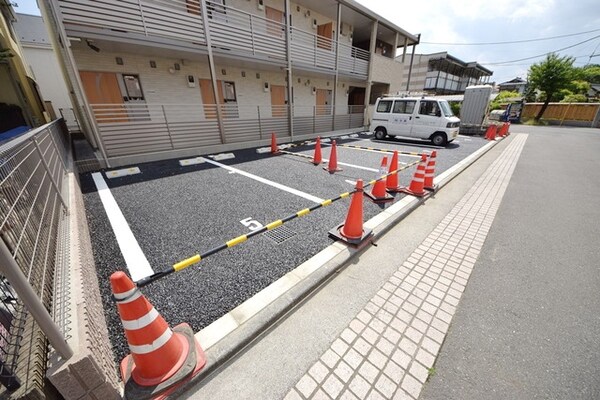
[90,103,366,158]
[0,120,72,396]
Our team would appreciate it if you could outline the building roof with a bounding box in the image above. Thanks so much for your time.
[499,77,527,85]
[409,52,493,76]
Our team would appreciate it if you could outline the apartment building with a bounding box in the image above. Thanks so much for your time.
[40,0,419,167]
[0,0,47,136]
[402,51,492,95]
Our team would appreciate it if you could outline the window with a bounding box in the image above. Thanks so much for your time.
[122,74,144,100]
[376,100,393,113]
[419,100,441,117]
[222,81,236,102]
[392,100,416,114]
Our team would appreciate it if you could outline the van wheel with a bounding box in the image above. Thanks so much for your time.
[374,128,387,140]
[431,133,447,147]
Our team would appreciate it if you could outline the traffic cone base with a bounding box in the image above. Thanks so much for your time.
[399,186,427,197]
[424,184,438,192]
[328,224,373,248]
[366,182,394,203]
[121,323,206,400]
[323,165,343,173]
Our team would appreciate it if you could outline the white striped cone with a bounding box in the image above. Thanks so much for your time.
[400,154,427,197]
[424,151,437,191]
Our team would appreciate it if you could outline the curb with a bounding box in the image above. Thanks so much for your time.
[174,137,503,396]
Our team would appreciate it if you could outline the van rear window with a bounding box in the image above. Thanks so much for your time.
[376,100,393,113]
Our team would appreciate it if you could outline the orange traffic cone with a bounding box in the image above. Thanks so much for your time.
[270,132,279,154]
[424,151,437,191]
[505,122,511,136]
[324,140,342,173]
[111,271,206,398]
[499,123,509,137]
[313,136,322,165]
[386,151,402,193]
[400,154,428,197]
[329,179,373,247]
[367,156,394,203]
[484,125,497,140]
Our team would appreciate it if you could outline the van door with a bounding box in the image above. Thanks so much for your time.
[390,99,417,137]
[412,100,442,139]
[371,99,393,135]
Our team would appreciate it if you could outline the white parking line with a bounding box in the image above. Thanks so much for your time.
[322,158,379,172]
[201,158,325,204]
[92,173,153,282]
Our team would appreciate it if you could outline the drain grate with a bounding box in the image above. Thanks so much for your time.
[264,225,297,244]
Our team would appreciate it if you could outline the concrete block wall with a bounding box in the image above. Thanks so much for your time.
[47,174,121,399]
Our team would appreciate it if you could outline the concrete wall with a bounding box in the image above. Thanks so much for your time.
[371,54,404,94]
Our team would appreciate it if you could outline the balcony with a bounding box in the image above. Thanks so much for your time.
[57,0,369,77]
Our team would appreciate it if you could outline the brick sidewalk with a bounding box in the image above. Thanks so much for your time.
[285,134,528,400]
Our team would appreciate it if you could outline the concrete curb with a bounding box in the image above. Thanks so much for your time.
[174,137,502,396]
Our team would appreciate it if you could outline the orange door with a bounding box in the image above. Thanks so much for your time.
[199,79,224,119]
[316,89,331,115]
[265,6,284,37]
[79,71,126,123]
[317,22,333,50]
[270,85,286,117]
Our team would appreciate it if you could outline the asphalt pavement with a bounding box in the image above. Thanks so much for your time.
[420,125,600,399]
[79,132,488,364]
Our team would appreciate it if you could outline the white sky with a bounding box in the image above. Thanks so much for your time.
[14,0,600,84]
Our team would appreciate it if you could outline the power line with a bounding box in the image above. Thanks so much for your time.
[421,28,600,45]
[481,34,600,66]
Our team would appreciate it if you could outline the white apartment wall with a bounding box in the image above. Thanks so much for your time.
[22,46,73,116]
[71,43,359,122]
[371,54,404,94]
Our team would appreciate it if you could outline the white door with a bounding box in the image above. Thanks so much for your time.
[411,100,442,139]
[389,99,417,137]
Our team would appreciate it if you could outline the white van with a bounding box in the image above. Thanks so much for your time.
[370,96,460,146]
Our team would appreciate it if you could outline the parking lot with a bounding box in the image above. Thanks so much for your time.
[79,132,489,361]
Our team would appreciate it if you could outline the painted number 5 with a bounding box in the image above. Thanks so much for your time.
[240,217,263,231]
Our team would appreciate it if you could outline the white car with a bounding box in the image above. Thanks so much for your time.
[370,96,460,146]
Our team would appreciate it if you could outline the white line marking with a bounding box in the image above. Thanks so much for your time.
[92,173,153,282]
[201,158,325,204]
[345,179,357,185]
[322,158,379,172]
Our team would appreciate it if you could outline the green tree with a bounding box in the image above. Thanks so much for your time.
[576,64,600,83]
[528,53,576,121]
[490,90,521,111]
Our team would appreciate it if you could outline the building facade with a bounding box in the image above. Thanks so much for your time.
[0,1,47,135]
[13,13,78,131]
[40,0,419,167]
[498,77,527,95]
[402,52,492,95]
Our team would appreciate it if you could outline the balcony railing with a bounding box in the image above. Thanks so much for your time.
[90,103,365,158]
[58,0,369,76]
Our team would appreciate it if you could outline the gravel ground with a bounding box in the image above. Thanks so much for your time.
[79,133,488,363]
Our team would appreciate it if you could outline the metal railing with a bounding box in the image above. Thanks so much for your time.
[0,120,72,396]
[90,103,365,157]
[58,0,369,76]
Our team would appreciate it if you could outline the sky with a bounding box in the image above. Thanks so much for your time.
[13,0,600,84]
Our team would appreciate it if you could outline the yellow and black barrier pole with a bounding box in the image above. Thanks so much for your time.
[136,159,421,288]
[339,144,428,157]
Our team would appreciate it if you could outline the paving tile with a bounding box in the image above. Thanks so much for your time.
[312,388,331,400]
[354,337,372,356]
[296,374,318,398]
[349,319,366,334]
[401,374,422,399]
[375,374,398,398]
[358,361,379,384]
[391,348,412,370]
[421,336,441,355]
[341,328,357,345]
[332,338,349,357]
[349,374,371,399]
[409,361,429,383]
[343,347,363,369]
[367,348,387,369]
[426,326,445,344]
[383,359,405,381]
[334,360,354,383]
[284,389,303,400]
[309,361,330,383]
[399,338,418,356]
[415,348,436,368]
[340,389,359,400]
[375,337,395,357]
[404,326,423,344]
[366,390,386,400]
[383,326,401,345]
[321,349,341,369]
[322,374,344,399]
[362,327,379,345]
